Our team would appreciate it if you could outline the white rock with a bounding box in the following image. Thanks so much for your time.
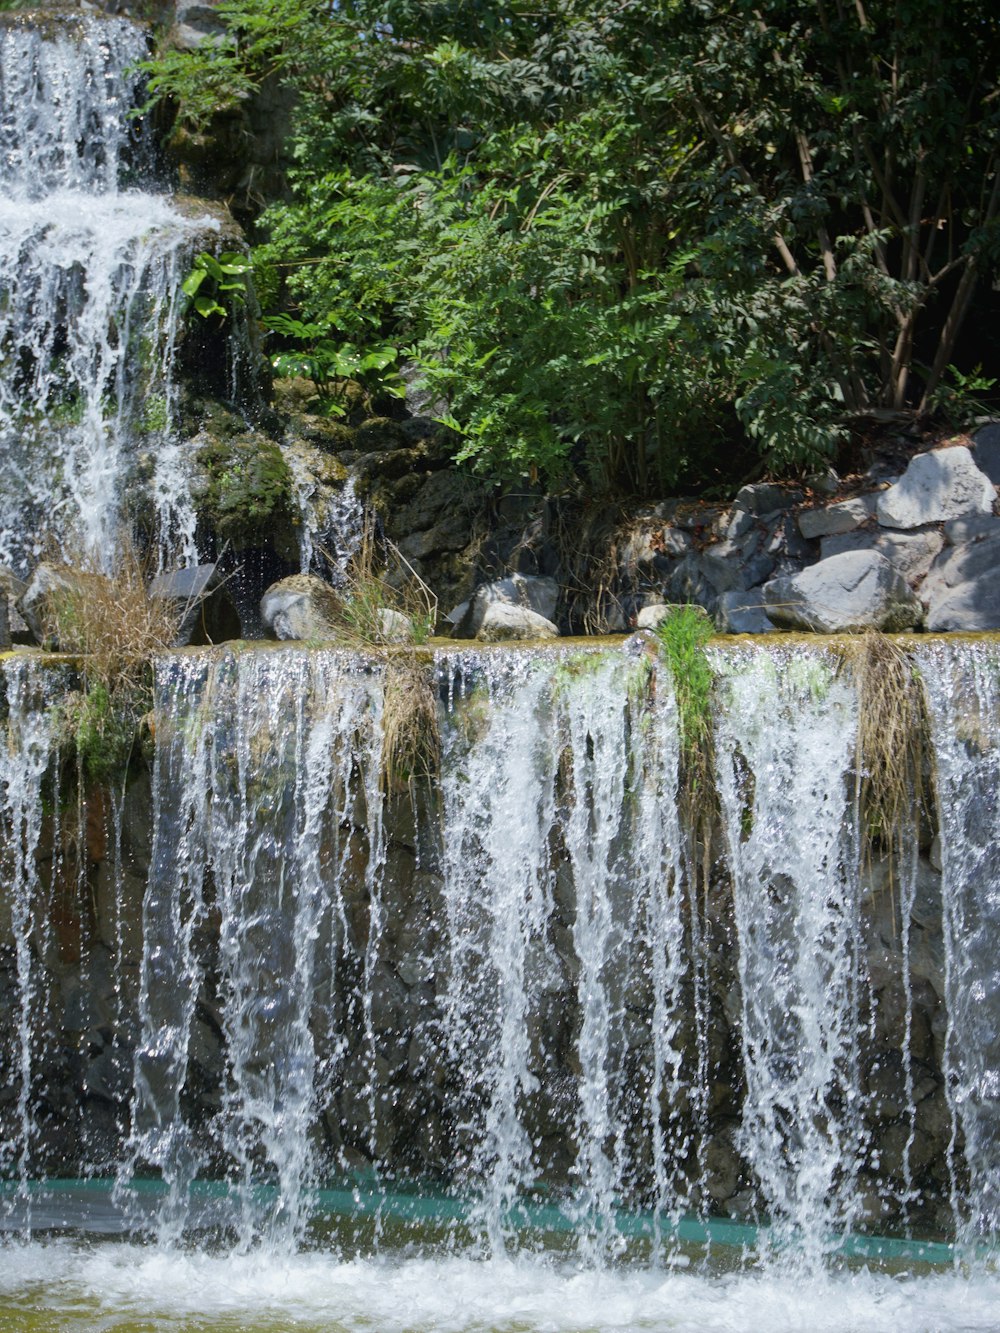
[876,445,995,530]
[476,602,559,642]
[260,574,343,641]
[763,550,923,633]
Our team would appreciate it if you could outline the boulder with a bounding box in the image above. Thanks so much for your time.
[943,513,1000,545]
[149,564,223,647]
[476,602,559,642]
[819,528,944,583]
[798,495,876,540]
[921,533,1000,630]
[456,573,559,638]
[763,550,923,633]
[876,445,995,529]
[16,563,111,650]
[260,574,344,641]
[972,422,1000,486]
[715,590,775,634]
[732,482,800,517]
[0,566,28,636]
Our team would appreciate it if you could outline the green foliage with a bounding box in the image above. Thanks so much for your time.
[145,0,1000,493]
[60,680,142,786]
[181,251,250,321]
[654,605,714,761]
[265,313,404,416]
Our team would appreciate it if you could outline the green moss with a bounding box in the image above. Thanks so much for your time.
[58,680,144,787]
[195,433,295,547]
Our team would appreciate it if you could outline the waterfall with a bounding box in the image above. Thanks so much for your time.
[0,15,218,573]
[916,640,1000,1251]
[126,647,385,1248]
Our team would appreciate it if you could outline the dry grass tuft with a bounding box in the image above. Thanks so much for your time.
[42,536,196,783]
[381,660,441,792]
[842,630,927,880]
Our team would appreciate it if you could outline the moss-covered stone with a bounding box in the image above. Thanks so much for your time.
[355,417,407,453]
[194,431,296,550]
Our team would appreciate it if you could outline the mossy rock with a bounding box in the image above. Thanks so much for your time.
[194,432,295,550]
[355,417,407,453]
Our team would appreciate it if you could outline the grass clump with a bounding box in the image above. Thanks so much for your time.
[332,512,437,647]
[655,605,715,768]
[41,539,193,785]
[841,630,927,872]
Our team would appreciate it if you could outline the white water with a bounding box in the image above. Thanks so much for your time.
[0,16,217,572]
[3,641,1000,1327]
[3,1241,1000,1333]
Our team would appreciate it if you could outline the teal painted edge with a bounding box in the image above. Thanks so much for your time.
[1,1178,964,1266]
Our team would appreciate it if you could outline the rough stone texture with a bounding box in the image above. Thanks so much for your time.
[972,422,1000,486]
[819,527,944,583]
[732,482,801,516]
[377,608,414,644]
[16,564,110,649]
[0,566,28,636]
[260,574,344,640]
[943,513,1000,545]
[476,602,559,641]
[456,573,559,638]
[798,495,876,539]
[921,533,1000,630]
[763,550,923,633]
[876,445,996,530]
[715,590,775,634]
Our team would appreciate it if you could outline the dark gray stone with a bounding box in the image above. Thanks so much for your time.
[457,573,559,638]
[820,528,943,583]
[972,422,1000,486]
[798,495,876,540]
[715,590,775,634]
[922,533,1000,629]
[260,573,344,640]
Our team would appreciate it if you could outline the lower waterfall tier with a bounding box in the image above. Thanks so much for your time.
[0,638,997,1265]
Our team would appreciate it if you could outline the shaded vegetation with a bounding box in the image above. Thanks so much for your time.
[148,0,1000,495]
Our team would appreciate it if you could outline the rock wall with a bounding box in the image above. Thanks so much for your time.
[0,642,966,1241]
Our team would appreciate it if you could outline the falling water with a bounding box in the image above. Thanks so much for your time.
[0,657,63,1217]
[916,640,1000,1251]
[0,15,217,572]
[126,647,385,1247]
[713,645,867,1254]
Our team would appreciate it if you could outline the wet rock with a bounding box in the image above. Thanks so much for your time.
[260,573,344,640]
[476,602,559,641]
[876,445,995,530]
[763,550,923,633]
[0,566,28,637]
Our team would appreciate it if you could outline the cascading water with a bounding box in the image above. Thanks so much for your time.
[0,14,217,572]
[2,639,1000,1331]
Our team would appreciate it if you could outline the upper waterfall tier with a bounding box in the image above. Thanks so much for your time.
[0,14,150,197]
[0,15,218,573]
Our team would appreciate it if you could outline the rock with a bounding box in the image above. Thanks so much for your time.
[943,513,1000,545]
[763,550,923,633]
[921,533,1000,630]
[0,567,28,636]
[732,482,799,517]
[972,421,1000,485]
[260,574,344,641]
[377,608,414,644]
[715,589,775,634]
[16,563,110,650]
[476,603,559,641]
[149,564,223,646]
[804,466,841,496]
[798,495,876,539]
[820,528,944,583]
[876,445,995,529]
[458,573,559,638]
